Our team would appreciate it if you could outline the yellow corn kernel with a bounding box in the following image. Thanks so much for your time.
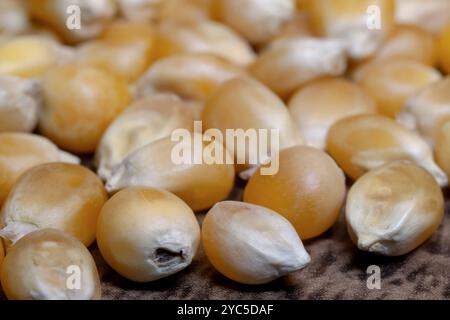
[357,60,442,118]
[376,25,438,66]
[96,94,195,181]
[346,162,444,256]
[264,13,313,47]
[77,22,154,83]
[202,77,302,171]
[395,0,450,35]
[288,78,376,150]
[305,0,396,59]
[105,134,235,212]
[0,133,79,206]
[435,121,450,182]
[327,114,447,186]
[439,24,450,74]
[249,37,347,98]
[97,187,200,282]
[135,53,246,103]
[25,0,117,44]
[39,64,130,154]
[1,229,101,300]
[397,76,450,145]
[244,146,346,239]
[202,201,310,284]
[154,20,255,66]
[214,0,296,45]
[0,163,107,247]
[0,36,73,78]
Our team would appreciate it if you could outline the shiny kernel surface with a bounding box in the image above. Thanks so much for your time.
[202,201,310,284]
[327,114,447,186]
[244,146,346,239]
[288,78,376,150]
[1,229,101,300]
[97,187,200,282]
[0,133,79,205]
[435,121,450,180]
[39,64,130,154]
[346,162,444,256]
[0,163,107,247]
[358,60,442,118]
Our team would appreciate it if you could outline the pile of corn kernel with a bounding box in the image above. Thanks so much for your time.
[1,0,450,300]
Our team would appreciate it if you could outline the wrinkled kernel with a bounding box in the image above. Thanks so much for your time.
[244,146,346,239]
[0,133,79,206]
[105,134,235,212]
[397,76,450,145]
[202,77,302,171]
[154,20,255,66]
[96,94,195,181]
[326,114,447,186]
[97,187,200,282]
[357,60,442,118]
[77,22,155,83]
[202,201,310,284]
[288,78,376,150]
[305,0,396,59]
[1,229,101,300]
[215,0,296,45]
[135,53,245,103]
[346,162,444,256]
[0,76,41,133]
[25,0,117,44]
[0,163,107,247]
[39,64,131,154]
[249,37,347,98]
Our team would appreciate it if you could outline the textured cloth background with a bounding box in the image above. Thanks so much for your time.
[95,184,450,300]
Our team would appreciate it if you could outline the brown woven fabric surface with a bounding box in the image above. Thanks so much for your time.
[94,183,450,300]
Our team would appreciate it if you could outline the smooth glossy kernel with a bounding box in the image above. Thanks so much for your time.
[346,162,444,256]
[39,64,130,154]
[397,76,450,145]
[357,60,442,118]
[0,36,74,78]
[249,37,347,98]
[78,21,155,83]
[374,24,438,66]
[288,78,376,150]
[0,0,29,35]
[96,94,195,181]
[97,187,200,282]
[0,133,79,206]
[327,114,447,186]
[105,134,235,212]
[202,77,302,171]
[202,201,310,284]
[1,229,101,300]
[135,53,246,103]
[0,163,107,247]
[244,146,346,239]
[154,20,255,66]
